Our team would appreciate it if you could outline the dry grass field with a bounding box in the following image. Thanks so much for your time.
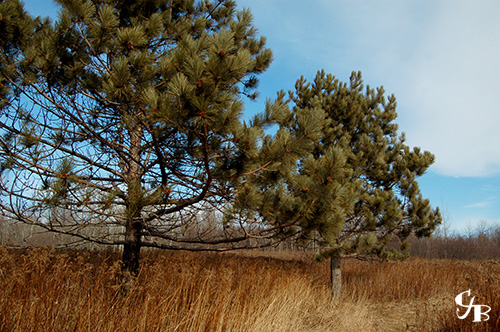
[0,246,499,331]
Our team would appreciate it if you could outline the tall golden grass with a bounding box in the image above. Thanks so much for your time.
[0,246,498,331]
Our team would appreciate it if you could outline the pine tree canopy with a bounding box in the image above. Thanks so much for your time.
[0,0,440,272]
[0,0,279,263]
[251,70,441,260]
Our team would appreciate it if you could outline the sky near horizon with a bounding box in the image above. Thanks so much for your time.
[21,0,500,232]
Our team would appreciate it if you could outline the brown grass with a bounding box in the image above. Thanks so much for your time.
[0,246,499,331]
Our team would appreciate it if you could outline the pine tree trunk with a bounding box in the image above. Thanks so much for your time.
[122,125,144,277]
[330,255,342,300]
[122,222,142,276]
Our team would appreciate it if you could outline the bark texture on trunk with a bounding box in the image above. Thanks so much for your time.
[330,255,342,300]
[122,221,142,276]
[122,124,144,277]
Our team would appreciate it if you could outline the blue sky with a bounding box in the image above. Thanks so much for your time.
[21,0,500,232]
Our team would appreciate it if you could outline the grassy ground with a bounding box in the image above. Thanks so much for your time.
[0,246,499,331]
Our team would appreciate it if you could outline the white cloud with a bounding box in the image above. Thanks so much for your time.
[388,1,500,177]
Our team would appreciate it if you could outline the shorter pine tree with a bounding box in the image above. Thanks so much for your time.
[241,71,441,298]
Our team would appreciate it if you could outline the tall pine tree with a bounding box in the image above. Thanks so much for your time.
[0,0,308,275]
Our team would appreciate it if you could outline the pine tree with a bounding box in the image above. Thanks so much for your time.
[0,0,298,275]
[251,71,442,298]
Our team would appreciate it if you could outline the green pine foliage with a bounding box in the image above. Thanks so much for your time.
[0,0,281,273]
[0,0,35,107]
[256,70,441,260]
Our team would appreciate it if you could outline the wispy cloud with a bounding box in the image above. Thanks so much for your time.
[464,201,495,209]
[402,0,500,177]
